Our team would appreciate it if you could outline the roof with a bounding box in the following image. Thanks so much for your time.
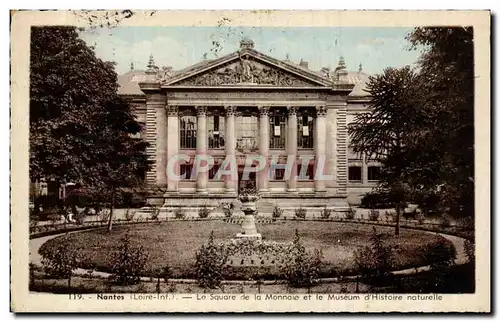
[346,71,371,97]
[117,70,147,96]
[117,51,370,96]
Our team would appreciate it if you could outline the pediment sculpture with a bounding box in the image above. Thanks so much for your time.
[175,56,317,87]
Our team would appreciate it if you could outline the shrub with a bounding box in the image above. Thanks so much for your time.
[73,210,86,225]
[416,212,425,225]
[124,209,136,221]
[110,234,149,285]
[419,237,457,271]
[361,191,407,209]
[464,239,475,264]
[346,207,356,220]
[198,206,210,219]
[369,209,380,221]
[167,283,177,293]
[272,205,284,219]
[150,207,160,221]
[98,209,111,223]
[439,214,453,228]
[457,216,474,230]
[283,229,322,288]
[222,203,234,218]
[354,227,394,285]
[294,206,307,219]
[320,206,332,219]
[160,265,172,282]
[39,235,87,288]
[384,210,395,222]
[194,231,227,288]
[174,209,185,219]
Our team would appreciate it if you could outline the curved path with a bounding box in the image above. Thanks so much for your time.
[29,222,469,284]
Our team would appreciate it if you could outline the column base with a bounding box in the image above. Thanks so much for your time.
[287,188,298,194]
[196,189,208,195]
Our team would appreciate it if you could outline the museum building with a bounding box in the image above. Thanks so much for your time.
[118,38,380,215]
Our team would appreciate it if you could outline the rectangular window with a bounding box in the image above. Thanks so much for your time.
[348,166,362,181]
[180,116,197,149]
[298,115,314,149]
[269,113,286,149]
[208,115,225,149]
[298,163,314,180]
[209,163,220,180]
[236,115,259,151]
[274,168,285,180]
[180,164,193,180]
[368,166,381,181]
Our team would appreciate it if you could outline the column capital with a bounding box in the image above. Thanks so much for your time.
[258,106,270,116]
[316,105,327,117]
[166,105,179,116]
[195,106,207,116]
[225,106,236,116]
[287,106,297,116]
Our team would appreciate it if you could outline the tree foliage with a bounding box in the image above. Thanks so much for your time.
[350,27,474,228]
[30,26,152,229]
[30,26,149,185]
[350,66,424,234]
[407,27,474,217]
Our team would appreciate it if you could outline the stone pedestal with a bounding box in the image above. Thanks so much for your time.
[235,194,262,240]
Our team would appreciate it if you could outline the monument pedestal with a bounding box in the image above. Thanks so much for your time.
[235,193,262,240]
[235,213,262,240]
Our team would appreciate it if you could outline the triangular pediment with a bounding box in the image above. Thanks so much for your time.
[163,49,332,88]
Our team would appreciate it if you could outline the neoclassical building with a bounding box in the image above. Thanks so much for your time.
[119,39,380,214]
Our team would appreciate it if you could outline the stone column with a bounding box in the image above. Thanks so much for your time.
[259,106,270,192]
[362,154,369,185]
[167,105,179,192]
[196,106,208,194]
[224,106,237,193]
[287,106,298,192]
[152,96,167,188]
[315,106,327,192]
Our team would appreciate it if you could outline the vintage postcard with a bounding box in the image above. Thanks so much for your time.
[10,10,490,313]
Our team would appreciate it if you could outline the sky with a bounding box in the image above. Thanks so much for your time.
[79,26,422,76]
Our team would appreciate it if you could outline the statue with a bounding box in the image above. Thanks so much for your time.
[238,52,253,83]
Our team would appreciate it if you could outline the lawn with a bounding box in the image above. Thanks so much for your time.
[39,220,453,279]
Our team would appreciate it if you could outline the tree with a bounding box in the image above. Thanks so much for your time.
[407,27,474,218]
[30,26,151,228]
[349,66,425,235]
[30,26,118,184]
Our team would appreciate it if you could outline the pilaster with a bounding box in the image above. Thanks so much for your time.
[224,106,237,193]
[259,106,270,192]
[314,105,327,192]
[196,106,208,194]
[287,106,298,192]
[167,105,179,191]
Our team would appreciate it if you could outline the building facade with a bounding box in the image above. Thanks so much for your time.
[119,39,380,215]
